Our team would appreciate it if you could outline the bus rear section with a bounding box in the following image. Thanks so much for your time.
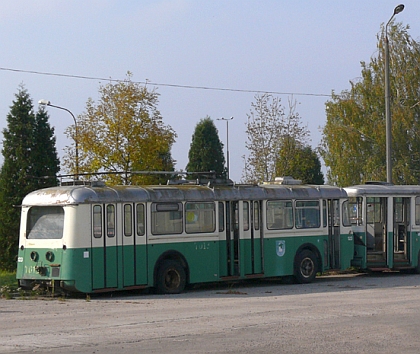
[16,204,94,293]
[346,183,420,272]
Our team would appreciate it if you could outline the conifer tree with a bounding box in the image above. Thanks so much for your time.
[0,86,59,270]
[186,117,225,179]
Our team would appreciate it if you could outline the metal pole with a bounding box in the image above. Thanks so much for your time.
[217,117,234,179]
[38,100,79,180]
[385,4,404,183]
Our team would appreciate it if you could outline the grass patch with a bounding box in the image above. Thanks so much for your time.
[0,270,18,299]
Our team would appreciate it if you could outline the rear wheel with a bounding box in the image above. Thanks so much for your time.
[294,250,318,284]
[156,260,186,294]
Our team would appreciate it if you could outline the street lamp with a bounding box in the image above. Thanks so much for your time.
[217,117,234,180]
[38,99,79,180]
[385,4,404,183]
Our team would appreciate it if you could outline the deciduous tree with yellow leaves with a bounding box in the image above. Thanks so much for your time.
[321,22,420,186]
[64,74,176,185]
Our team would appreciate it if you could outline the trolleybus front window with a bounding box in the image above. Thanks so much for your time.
[27,206,64,239]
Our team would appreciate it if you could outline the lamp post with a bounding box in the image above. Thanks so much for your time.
[385,4,404,183]
[38,99,79,180]
[217,117,234,179]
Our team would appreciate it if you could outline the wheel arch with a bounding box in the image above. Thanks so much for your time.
[153,250,190,286]
[294,242,323,274]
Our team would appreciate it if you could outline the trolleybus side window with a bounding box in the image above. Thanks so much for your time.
[366,197,381,224]
[27,206,64,239]
[416,197,420,225]
[349,197,363,225]
[219,202,224,232]
[395,197,404,223]
[151,202,183,235]
[93,205,102,238]
[106,205,115,237]
[185,202,215,234]
[323,200,327,227]
[243,202,249,231]
[253,201,260,230]
[295,201,320,229]
[136,203,145,236]
[342,200,351,227]
[267,200,293,230]
[124,204,132,237]
[333,200,340,226]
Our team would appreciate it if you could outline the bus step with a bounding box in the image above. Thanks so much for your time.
[368,267,390,271]
[220,276,240,281]
[245,273,264,279]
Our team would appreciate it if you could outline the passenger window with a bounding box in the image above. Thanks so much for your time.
[93,205,102,238]
[124,204,132,237]
[185,202,215,233]
[323,200,327,227]
[253,201,260,230]
[151,203,183,235]
[243,202,249,231]
[267,200,293,229]
[295,201,320,229]
[416,197,420,225]
[219,202,224,232]
[106,205,115,237]
[349,197,363,225]
[136,204,145,236]
[342,201,351,227]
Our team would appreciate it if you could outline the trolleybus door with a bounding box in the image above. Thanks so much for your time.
[225,201,240,276]
[393,197,410,265]
[244,201,263,275]
[366,197,387,265]
[135,203,147,285]
[327,199,341,269]
[122,203,135,287]
[121,203,148,287]
[91,203,118,290]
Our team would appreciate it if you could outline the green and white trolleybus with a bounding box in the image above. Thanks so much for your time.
[16,177,354,294]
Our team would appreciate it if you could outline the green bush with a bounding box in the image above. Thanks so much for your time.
[0,271,18,298]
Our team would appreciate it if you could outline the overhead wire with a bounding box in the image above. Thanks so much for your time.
[0,66,332,98]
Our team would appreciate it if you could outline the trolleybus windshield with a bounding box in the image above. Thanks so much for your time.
[26,206,64,239]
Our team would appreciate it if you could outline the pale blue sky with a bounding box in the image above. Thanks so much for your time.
[1,1,419,182]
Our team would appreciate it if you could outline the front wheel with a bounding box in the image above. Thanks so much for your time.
[294,250,318,284]
[156,260,186,294]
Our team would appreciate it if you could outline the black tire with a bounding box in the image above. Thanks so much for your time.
[156,260,186,294]
[294,250,318,284]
